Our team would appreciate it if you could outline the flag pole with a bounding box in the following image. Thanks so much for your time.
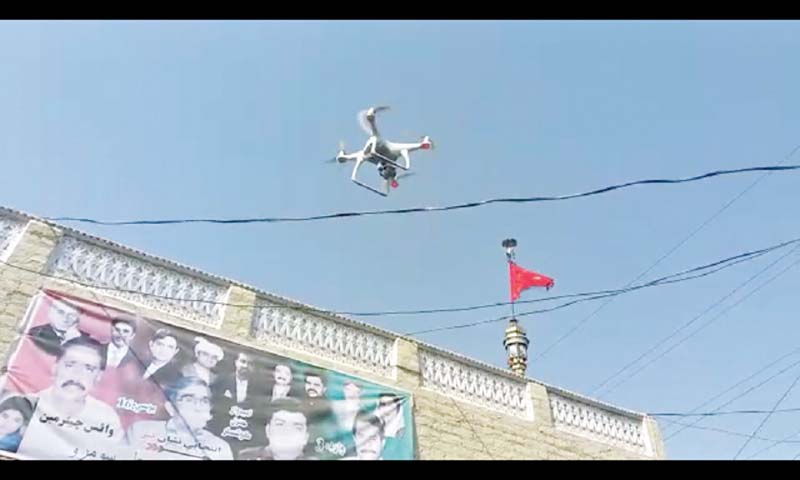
[502,238,518,319]
[509,260,516,318]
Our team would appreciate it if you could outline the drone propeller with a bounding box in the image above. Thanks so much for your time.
[357,110,372,135]
[357,106,391,135]
[324,140,347,164]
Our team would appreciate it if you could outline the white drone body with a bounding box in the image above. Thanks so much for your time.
[333,106,434,197]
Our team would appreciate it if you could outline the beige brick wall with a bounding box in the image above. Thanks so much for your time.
[393,340,656,460]
[0,217,665,460]
[0,221,62,358]
[414,390,652,460]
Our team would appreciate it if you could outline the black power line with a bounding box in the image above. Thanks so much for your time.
[652,407,800,418]
[1,234,796,322]
[658,417,800,445]
[732,366,800,459]
[46,164,800,226]
[662,345,800,439]
[745,428,800,460]
[665,357,800,442]
[532,144,800,364]
[404,237,797,336]
[593,247,800,398]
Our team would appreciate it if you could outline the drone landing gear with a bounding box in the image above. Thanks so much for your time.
[351,157,389,197]
[352,178,389,197]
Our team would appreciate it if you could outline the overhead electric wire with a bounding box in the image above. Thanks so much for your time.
[662,345,800,438]
[532,145,800,364]
[657,417,800,444]
[732,366,800,459]
[592,247,800,398]
[748,427,800,460]
[652,407,800,418]
[46,164,800,226]
[665,357,800,443]
[404,237,799,336]
[2,235,796,323]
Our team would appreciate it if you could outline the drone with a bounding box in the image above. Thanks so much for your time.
[328,106,434,197]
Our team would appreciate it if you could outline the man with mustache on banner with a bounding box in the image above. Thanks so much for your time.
[16,336,125,460]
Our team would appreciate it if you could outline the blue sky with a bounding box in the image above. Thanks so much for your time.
[2,20,800,459]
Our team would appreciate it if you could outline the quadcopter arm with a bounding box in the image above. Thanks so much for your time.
[337,151,361,163]
[351,157,365,181]
[386,140,427,152]
[399,149,410,170]
[367,115,380,137]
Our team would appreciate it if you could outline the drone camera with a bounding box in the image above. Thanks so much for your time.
[379,164,397,180]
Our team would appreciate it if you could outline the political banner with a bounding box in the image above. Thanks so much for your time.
[0,290,415,460]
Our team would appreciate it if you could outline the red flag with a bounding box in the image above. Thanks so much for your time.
[509,261,554,301]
